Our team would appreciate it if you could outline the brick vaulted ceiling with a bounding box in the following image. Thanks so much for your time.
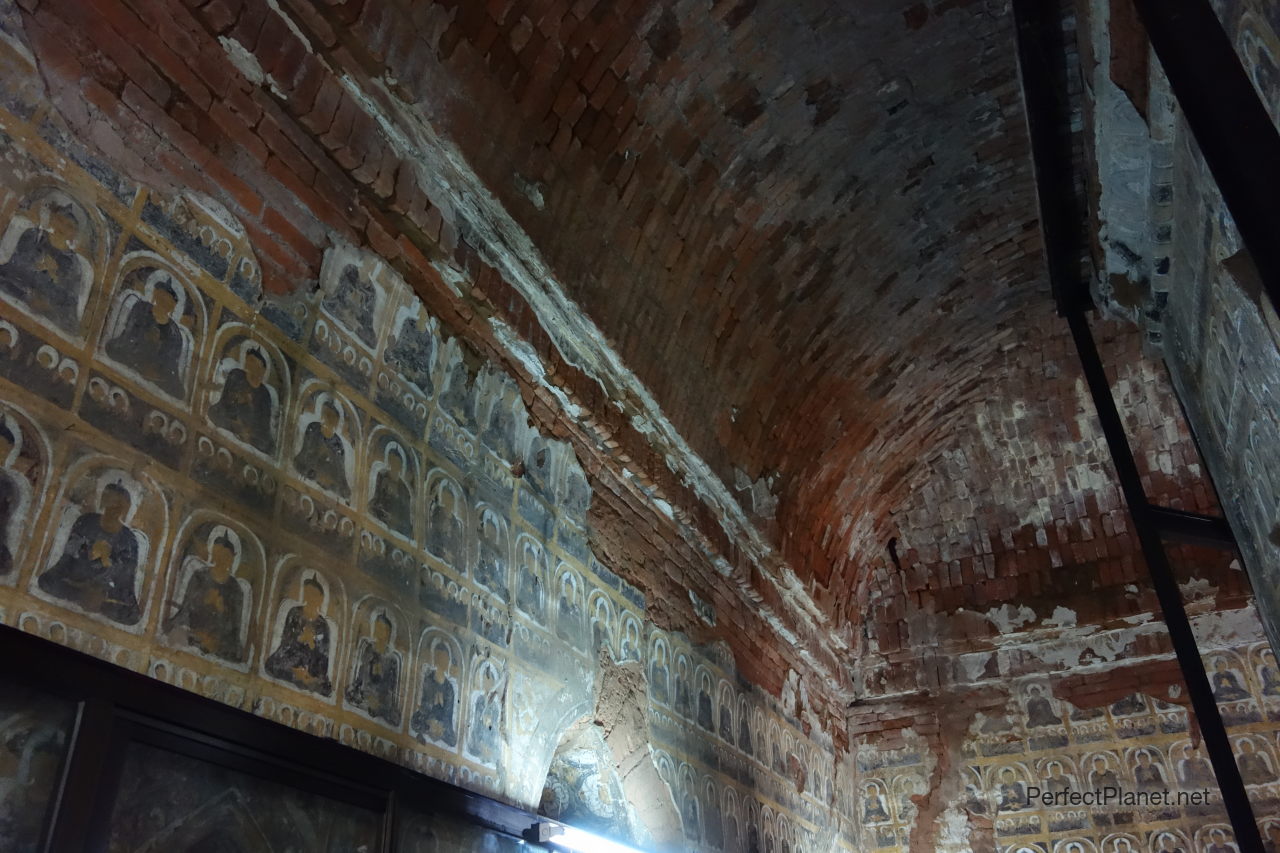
[16,0,1067,630]
[392,0,1048,594]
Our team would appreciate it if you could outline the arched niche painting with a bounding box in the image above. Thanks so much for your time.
[1255,644,1280,699]
[1209,652,1252,703]
[1034,756,1077,798]
[723,790,743,853]
[768,723,784,776]
[1145,832,1187,853]
[523,435,558,500]
[343,599,406,729]
[100,258,203,401]
[410,630,463,750]
[1085,751,1122,792]
[436,344,476,431]
[678,769,700,843]
[1193,827,1239,853]
[477,369,521,463]
[703,779,723,849]
[0,185,99,336]
[1173,740,1215,789]
[561,462,591,521]
[737,695,753,755]
[464,655,505,769]
[673,654,691,718]
[473,504,509,599]
[1265,823,1280,853]
[553,566,584,648]
[1023,683,1062,728]
[1235,734,1280,786]
[1126,745,1170,793]
[589,592,615,660]
[262,564,343,700]
[383,302,437,396]
[205,329,288,458]
[717,682,735,742]
[367,431,417,540]
[695,669,714,732]
[1050,843,1094,853]
[744,801,761,853]
[513,536,547,623]
[424,472,467,571]
[648,636,670,705]
[160,516,262,668]
[290,386,359,502]
[34,463,166,630]
[618,613,641,662]
[320,256,381,349]
[0,406,48,580]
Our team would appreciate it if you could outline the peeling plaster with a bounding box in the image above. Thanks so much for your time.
[982,603,1037,634]
[217,36,285,100]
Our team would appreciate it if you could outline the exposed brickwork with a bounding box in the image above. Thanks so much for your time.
[365,0,1053,600]
[3,0,1278,848]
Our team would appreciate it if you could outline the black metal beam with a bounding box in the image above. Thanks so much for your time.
[1066,311,1262,849]
[1132,0,1280,318]
[1012,0,1264,847]
[1149,505,1238,550]
[1011,0,1086,315]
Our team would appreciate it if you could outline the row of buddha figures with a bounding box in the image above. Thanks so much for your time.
[999,821,1280,853]
[645,633,831,800]
[0,462,627,766]
[0,184,592,517]
[954,735,1279,821]
[967,657,1280,743]
[654,751,817,853]
[851,659,1280,852]
[0,401,619,636]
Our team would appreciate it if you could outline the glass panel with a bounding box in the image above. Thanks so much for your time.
[396,806,526,853]
[0,680,76,853]
[107,741,380,852]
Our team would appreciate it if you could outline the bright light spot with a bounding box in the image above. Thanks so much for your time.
[534,822,645,853]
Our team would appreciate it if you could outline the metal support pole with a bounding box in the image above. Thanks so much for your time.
[1066,309,1262,849]
[1132,0,1280,318]
[1013,0,1263,846]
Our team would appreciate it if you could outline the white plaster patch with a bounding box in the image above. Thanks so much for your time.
[1042,606,1077,628]
[935,804,974,851]
[218,37,286,100]
[265,0,315,54]
[983,603,1037,633]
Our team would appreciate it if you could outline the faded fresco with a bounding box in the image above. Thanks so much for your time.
[0,15,849,852]
[852,632,1280,852]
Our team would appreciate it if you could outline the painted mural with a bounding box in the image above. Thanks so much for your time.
[852,632,1280,852]
[0,15,851,852]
